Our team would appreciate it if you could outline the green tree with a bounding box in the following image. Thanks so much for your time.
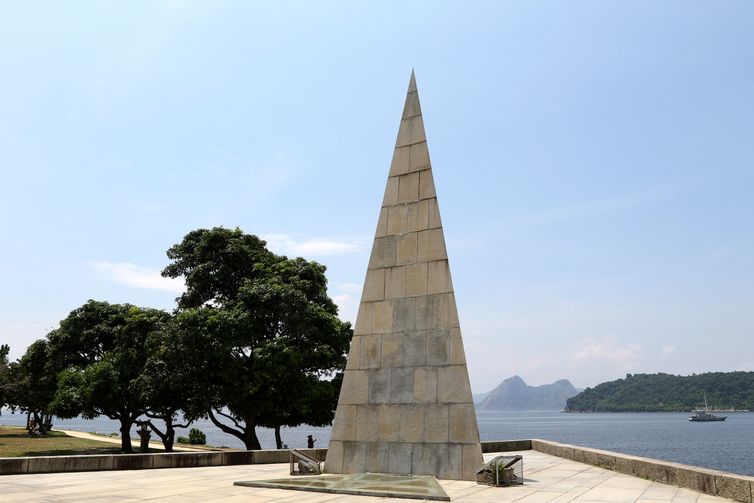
[0,344,9,413]
[49,301,169,452]
[162,227,352,450]
[135,311,213,452]
[5,339,59,433]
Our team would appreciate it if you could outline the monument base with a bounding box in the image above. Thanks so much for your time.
[234,472,450,501]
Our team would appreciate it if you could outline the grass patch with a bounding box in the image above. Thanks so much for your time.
[0,426,125,457]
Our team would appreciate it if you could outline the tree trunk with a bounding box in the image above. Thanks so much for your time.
[207,409,262,450]
[119,419,134,453]
[274,425,282,449]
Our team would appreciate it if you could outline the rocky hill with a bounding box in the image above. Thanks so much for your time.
[477,375,578,411]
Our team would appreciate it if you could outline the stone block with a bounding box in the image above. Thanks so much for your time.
[342,441,366,473]
[384,266,405,299]
[403,332,427,366]
[419,170,436,200]
[409,141,430,172]
[405,262,428,296]
[346,336,362,370]
[398,172,420,203]
[581,448,600,466]
[324,440,344,473]
[339,370,369,404]
[426,331,449,365]
[360,334,382,369]
[387,205,407,235]
[222,450,254,465]
[449,329,466,365]
[399,405,424,442]
[424,404,449,443]
[462,444,484,481]
[413,366,438,402]
[392,297,416,332]
[407,200,430,232]
[417,228,447,262]
[368,368,391,404]
[715,474,752,503]
[441,444,463,480]
[369,236,396,269]
[152,452,223,468]
[428,198,442,228]
[396,232,418,265]
[375,207,388,238]
[437,365,472,403]
[372,300,393,334]
[382,176,399,206]
[0,457,28,474]
[388,442,412,475]
[112,454,153,470]
[378,405,402,441]
[355,405,380,442]
[353,303,373,336]
[390,145,410,176]
[390,367,414,403]
[381,333,403,367]
[365,442,389,473]
[27,455,113,473]
[331,405,357,441]
[396,115,426,148]
[449,404,479,443]
[412,443,448,477]
[431,293,459,329]
[362,268,385,302]
[596,453,616,471]
[427,260,452,294]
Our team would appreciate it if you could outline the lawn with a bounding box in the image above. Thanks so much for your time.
[0,426,123,457]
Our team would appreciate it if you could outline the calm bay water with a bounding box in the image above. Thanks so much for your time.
[3,409,752,476]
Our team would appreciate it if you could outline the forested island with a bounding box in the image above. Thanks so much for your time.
[565,372,754,412]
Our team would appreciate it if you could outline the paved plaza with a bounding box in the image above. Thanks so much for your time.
[0,450,735,502]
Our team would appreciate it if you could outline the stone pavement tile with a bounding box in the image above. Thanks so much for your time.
[672,488,701,503]
[697,496,735,503]
[575,486,648,502]
[549,486,593,503]
[599,475,653,490]
[640,482,680,501]
[515,490,570,502]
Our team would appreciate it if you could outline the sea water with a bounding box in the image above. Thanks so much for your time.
[2,409,752,476]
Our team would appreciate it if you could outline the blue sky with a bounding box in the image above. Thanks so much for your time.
[2,1,753,391]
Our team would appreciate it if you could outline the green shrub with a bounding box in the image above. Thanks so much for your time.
[176,436,189,444]
[188,428,206,445]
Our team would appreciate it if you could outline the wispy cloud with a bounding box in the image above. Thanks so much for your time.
[92,262,185,293]
[263,234,366,256]
[571,335,643,370]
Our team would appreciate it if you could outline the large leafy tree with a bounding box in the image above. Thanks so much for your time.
[5,339,59,433]
[49,301,169,452]
[162,227,352,450]
[135,311,214,452]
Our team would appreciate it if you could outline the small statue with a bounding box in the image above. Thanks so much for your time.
[307,434,316,448]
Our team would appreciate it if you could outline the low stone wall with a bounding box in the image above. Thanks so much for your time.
[480,439,532,453]
[529,439,754,503]
[0,448,327,476]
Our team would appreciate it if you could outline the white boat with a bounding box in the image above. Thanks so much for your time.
[689,394,727,422]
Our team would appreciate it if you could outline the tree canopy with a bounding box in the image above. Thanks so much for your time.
[162,227,352,449]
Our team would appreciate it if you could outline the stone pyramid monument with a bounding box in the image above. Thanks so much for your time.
[324,72,483,481]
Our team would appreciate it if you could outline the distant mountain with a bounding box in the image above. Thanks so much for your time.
[477,376,579,411]
[472,391,491,404]
[565,372,754,412]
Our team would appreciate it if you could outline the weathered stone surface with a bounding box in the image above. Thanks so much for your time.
[27,455,113,473]
[326,71,482,480]
[0,457,28,474]
[716,474,753,503]
[112,454,153,471]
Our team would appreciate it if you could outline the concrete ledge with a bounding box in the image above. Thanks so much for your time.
[0,447,330,476]
[480,440,531,453]
[528,439,754,503]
